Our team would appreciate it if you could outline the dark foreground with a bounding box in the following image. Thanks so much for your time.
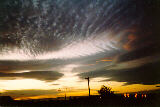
[0,94,160,107]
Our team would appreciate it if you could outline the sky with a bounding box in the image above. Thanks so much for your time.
[0,0,160,100]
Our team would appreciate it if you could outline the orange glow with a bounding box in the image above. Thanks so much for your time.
[127,93,130,97]
[100,59,112,62]
[95,59,112,63]
[95,57,113,63]
[124,93,127,97]
[135,93,137,98]
[14,95,57,100]
[58,88,61,91]
[142,94,143,98]
[128,34,136,40]
[123,34,136,51]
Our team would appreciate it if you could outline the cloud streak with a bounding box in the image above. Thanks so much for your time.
[78,61,160,85]
[1,89,59,99]
[0,0,145,60]
[0,71,63,82]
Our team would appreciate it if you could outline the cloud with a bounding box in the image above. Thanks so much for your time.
[0,0,148,60]
[0,71,63,82]
[118,44,160,63]
[52,83,59,86]
[78,61,160,85]
[108,55,160,71]
[0,59,71,73]
[1,89,59,99]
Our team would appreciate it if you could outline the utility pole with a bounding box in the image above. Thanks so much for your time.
[57,88,67,100]
[65,88,67,100]
[85,77,90,96]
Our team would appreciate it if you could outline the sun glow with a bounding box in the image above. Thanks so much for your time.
[0,79,52,90]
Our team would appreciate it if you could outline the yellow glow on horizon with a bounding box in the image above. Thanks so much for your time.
[58,90,89,97]
[14,94,57,100]
[100,59,112,62]
[14,89,98,100]
[111,84,160,93]
[13,83,160,100]
[0,75,159,100]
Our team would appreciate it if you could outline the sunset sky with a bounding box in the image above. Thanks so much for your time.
[0,0,159,100]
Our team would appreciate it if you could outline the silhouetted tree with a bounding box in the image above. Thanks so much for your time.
[98,85,114,97]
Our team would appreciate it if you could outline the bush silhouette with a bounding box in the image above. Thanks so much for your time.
[98,85,114,97]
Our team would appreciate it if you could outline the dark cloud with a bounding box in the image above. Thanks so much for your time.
[0,71,63,82]
[1,89,59,98]
[0,59,74,72]
[52,83,59,86]
[0,60,55,72]
[78,61,160,85]
[117,44,160,63]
